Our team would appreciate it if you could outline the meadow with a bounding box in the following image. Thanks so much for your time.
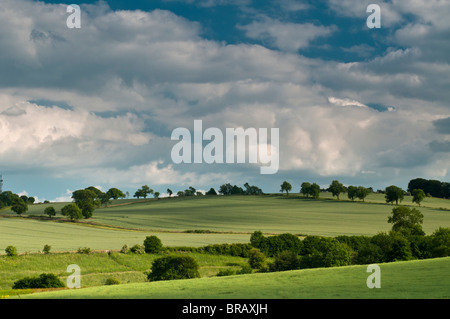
[1,193,449,254]
[0,192,449,299]
[12,256,450,299]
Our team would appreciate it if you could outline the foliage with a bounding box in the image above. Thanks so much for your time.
[43,244,51,254]
[143,236,163,254]
[104,277,120,285]
[72,189,98,219]
[5,245,17,257]
[44,206,56,218]
[412,189,426,206]
[430,227,450,257]
[385,185,405,205]
[120,244,130,254]
[299,236,352,269]
[328,180,346,200]
[280,181,292,195]
[248,248,266,269]
[61,203,83,221]
[11,198,28,216]
[269,250,301,272]
[77,247,91,254]
[250,231,303,257]
[147,255,200,281]
[387,206,424,236]
[12,273,64,289]
[130,244,145,254]
[205,188,217,195]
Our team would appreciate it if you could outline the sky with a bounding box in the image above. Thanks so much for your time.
[0,0,449,202]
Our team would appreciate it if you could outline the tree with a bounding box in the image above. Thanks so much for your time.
[385,185,404,205]
[61,203,83,221]
[219,183,233,195]
[72,189,98,219]
[309,183,321,199]
[329,180,346,200]
[244,183,263,195]
[387,206,424,236]
[134,189,144,199]
[167,188,173,197]
[280,181,292,196]
[412,189,426,206]
[356,186,370,202]
[140,185,153,199]
[300,182,311,198]
[143,236,163,254]
[347,186,358,201]
[206,188,217,195]
[44,206,56,218]
[11,198,28,216]
[248,248,266,269]
[154,192,160,199]
[106,188,125,200]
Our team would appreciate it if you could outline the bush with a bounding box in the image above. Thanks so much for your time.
[269,250,301,272]
[13,273,65,289]
[300,237,352,269]
[370,231,412,262]
[43,245,51,254]
[203,243,252,257]
[147,255,200,281]
[77,247,91,254]
[430,227,450,257]
[236,264,253,275]
[104,277,120,285]
[354,243,384,264]
[216,269,235,277]
[248,248,266,269]
[250,231,303,257]
[120,244,129,254]
[130,244,145,254]
[5,245,17,257]
[143,236,163,254]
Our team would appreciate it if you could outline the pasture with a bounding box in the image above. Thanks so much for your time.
[13,257,450,299]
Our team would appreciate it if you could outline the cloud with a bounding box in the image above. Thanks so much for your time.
[238,17,336,52]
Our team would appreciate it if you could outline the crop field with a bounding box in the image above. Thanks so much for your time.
[13,257,450,299]
[1,193,449,254]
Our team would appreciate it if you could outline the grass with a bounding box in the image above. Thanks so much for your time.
[0,251,248,291]
[12,257,450,299]
[1,193,449,254]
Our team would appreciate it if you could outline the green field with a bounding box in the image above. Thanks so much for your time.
[1,193,449,254]
[12,257,450,299]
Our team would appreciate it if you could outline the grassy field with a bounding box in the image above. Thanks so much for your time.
[1,193,449,254]
[11,257,450,299]
[0,251,248,291]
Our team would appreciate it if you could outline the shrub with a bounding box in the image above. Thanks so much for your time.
[250,231,303,257]
[104,277,120,285]
[5,245,18,257]
[43,245,51,254]
[236,264,253,274]
[370,231,412,262]
[248,248,266,269]
[77,247,91,254]
[269,250,301,272]
[300,237,352,269]
[430,227,450,257]
[130,244,145,254]
[143,236,163,254]
[120,244,130,254]
[216,269,235,277]
[354,243,384,264]
[203,243,252,257]
[13,273,65,289]
[147,255,200,281]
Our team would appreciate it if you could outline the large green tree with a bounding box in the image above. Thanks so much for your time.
[72,189,98,219]
[388,206,424,236]
[412,189,426,206]
[280,181,292,196]
[11,198,28,216]
[385,185,405,205]
[61,203,83,221]
[329,180,346,200]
